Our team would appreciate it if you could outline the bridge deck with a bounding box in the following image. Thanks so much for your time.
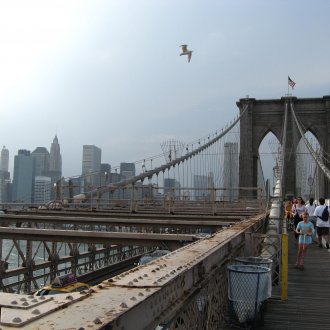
[262,233,330,329]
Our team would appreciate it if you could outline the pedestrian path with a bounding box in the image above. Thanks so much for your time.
[261,234,330,329]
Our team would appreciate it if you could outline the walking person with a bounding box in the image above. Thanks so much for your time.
[295,211,314,270]
[313,197,330,249]
[305,197,317,242]
[285,198,294,230]
[292,197,306,244]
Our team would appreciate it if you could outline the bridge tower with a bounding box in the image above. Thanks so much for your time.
[237,96,330,199]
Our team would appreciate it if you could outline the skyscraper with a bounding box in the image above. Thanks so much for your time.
[12,150,34,203]
[49,135,62,174]
[0,146,10,202]
[0,146,9,172]
[44,136,62,200]
[118,163,136,199]
[82,145,102,191]
[31,147,50,176]
[82,145,102,174]
[120,162,135,180]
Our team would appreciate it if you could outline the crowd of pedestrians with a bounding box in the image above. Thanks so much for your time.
[284,196,330,271]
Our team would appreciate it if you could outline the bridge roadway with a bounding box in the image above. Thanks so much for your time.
[261,232,330,330]
[0,204,264,295]
[0,209,254,249]
[0,211,267,329]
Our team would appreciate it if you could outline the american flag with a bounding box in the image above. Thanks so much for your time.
[288,76,296,89]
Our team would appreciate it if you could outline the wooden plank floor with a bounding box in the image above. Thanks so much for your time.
[261,233,330,329]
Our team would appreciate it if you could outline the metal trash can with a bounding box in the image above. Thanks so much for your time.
[235,256,273,270]
[235,256,273,289]
[227,264,272,325]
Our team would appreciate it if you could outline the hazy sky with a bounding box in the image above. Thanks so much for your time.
[1,0,330,181]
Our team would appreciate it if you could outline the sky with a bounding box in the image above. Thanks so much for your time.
[1,0,330,182]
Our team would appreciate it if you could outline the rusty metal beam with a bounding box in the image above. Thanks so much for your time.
[5,208,260,218]
[0,214,235,227]
[0,227,196,246]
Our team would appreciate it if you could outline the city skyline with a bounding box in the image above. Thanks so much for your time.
[1,138,122,180]
[1,1,330,183]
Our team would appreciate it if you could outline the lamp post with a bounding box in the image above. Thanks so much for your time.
[53,183,57,201]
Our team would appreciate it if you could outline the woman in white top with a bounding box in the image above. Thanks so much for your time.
[313,197,330,249]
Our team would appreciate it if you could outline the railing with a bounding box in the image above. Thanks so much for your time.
[0,242,153,294]
[0,212,271,329]
[0,186,266,213]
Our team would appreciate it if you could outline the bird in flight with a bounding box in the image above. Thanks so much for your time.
[180,44,193,63]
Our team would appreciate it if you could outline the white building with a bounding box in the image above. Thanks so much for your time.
[34,176,52,204]
[0,146,9,172]
[82,145,102,175]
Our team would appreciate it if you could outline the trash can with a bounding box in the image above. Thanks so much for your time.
[235,256,273,288]
[235,256,273,270]
[227,264,272,325]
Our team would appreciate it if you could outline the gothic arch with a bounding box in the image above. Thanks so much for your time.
[255,128,281,154]
[296,130,320,200]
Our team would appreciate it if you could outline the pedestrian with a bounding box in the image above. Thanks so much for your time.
[305,197,317,242]
[313,197,330,249]
[285,198,294,230]
[292,197,306,244]
[295,211,314,270]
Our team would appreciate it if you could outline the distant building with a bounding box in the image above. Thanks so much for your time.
[98,163,111,203]
[81,145,102,191]
[68,177,82,198]
[0,146,10,202]
[134,182,155,201]
[0,170,10,203]
[109,172,121,184]
[34,176,52,204]
[101,163,111,176]
[193,175,209,201]
[119,163,136,199]
[49,135,62,174]
[0,146,9,172]
[109,172,121,199]
[12,150,34,203]
[31,147,50,176]
[36,136,63,200]
[120,163,135,180]
[164,178,181,199]
[82,145,102,175]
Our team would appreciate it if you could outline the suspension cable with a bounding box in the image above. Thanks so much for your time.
[290,102,330,181]
[86,104,248,199]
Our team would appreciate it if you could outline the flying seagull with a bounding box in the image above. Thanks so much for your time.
[180,44,193,63]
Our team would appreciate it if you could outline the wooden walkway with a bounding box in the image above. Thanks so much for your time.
[261,233,330,329]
